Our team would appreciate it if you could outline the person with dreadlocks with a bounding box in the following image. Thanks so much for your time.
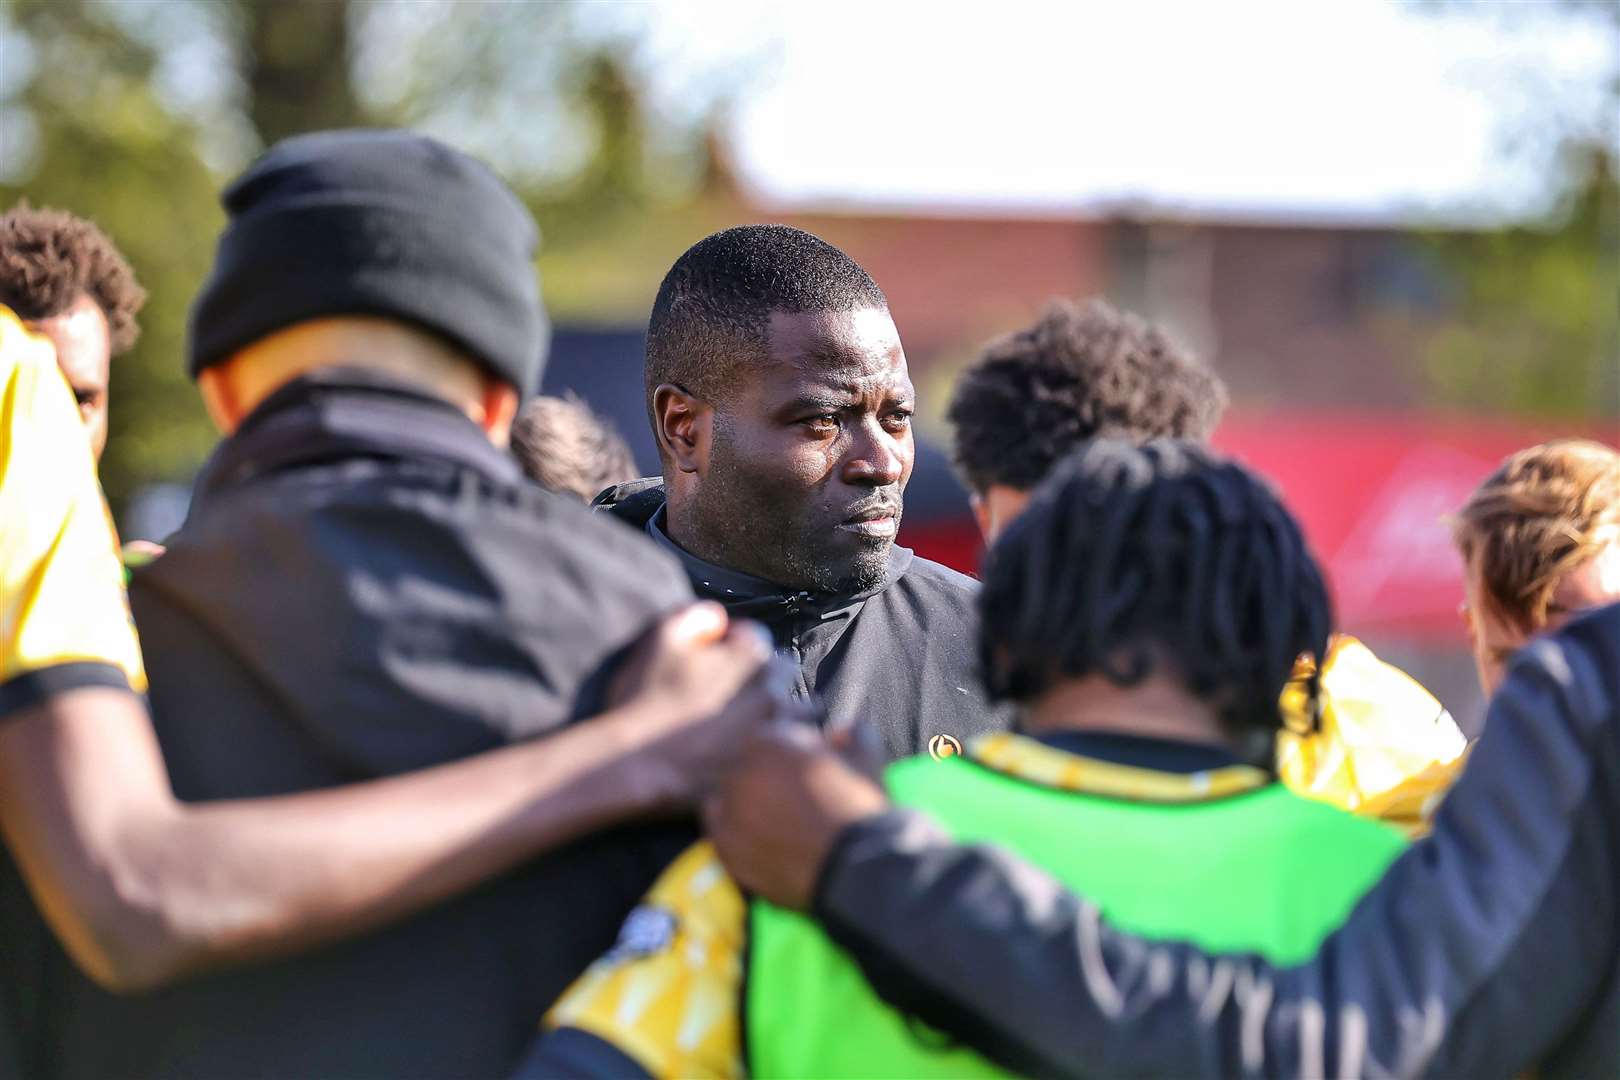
[515,439,1407,1079]
[947,299,1467,832]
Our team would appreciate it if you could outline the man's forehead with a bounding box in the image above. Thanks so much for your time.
[763,307,910,393]
[33,295,111,384]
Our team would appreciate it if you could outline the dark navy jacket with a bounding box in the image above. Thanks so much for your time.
[9,371,695,1079]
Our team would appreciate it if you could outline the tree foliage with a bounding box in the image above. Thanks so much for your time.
[1,0,225,508]
[1419,147,1619,418]
[1411,0,1620,418]
[0,0,742,510]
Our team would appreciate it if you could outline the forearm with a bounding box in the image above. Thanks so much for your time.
[142,702,678,966]
[0,688,677,991]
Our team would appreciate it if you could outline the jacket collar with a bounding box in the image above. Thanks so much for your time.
[192,367,521,508]
[969,732,1271,804]
[599,479,913,620]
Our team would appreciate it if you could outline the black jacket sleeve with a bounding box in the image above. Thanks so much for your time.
[814,603,1620,1078]
[512,1027,654,1080]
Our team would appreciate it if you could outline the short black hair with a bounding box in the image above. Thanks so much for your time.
[948,299,1227,493]
[980,439,1331,745]
[0,203,146,354]
[645,224,888,422]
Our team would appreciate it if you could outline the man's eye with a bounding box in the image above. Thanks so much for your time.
[883,410,913,430]
[803,414,839,433]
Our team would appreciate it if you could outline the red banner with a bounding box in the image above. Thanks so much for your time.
[901,411,1618,645]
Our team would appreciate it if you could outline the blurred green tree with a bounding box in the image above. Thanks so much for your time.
[239,0,366,145]
[1419,146,1619,418]
[1,0,226,510]
[0,0,747,512]
[1412,0,1620,419]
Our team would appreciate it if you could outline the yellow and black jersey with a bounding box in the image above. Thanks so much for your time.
[0,305,144,716]
[1278,635,1467,835]
[545,840,745,1079]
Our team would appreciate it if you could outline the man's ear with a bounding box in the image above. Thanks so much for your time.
[970,491,992,543]
[195,367,239,435]
[477,381,520,448]
[981,484,1033,544]
[652,383,712,474]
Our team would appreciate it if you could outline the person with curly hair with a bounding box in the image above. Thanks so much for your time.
[0,205,147,461]
[945,299,1465,833]
[510,392,639,501]
[947,299,1226,540]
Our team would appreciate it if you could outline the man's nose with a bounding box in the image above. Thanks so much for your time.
[843,422,906,487]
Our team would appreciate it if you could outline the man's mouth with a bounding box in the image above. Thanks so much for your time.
[838,505,900,539]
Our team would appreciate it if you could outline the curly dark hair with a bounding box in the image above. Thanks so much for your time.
[948,299,1227,494]
[0,204,146,354]
[980,439,1331,746]
[511,393,640,502]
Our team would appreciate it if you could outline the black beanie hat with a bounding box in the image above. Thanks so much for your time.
[188,129,548,396]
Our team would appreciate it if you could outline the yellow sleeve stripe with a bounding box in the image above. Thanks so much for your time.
[972,731,1271,802]
[545,842,746,1080]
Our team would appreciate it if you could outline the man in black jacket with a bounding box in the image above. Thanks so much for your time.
[596,225,1003,761]
[15,131,782,1079]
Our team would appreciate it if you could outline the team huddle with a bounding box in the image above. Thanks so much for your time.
[1,129,1617,1078]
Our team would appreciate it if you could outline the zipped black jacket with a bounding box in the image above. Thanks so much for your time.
[812,601,1620,1078]
[3,371,697,1079]
[595,479,1006,762]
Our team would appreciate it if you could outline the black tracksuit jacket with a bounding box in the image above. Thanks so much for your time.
[0,371,697,1079]
[595,479,1006,763]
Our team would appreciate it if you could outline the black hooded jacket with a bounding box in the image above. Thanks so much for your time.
[595,479,1007,762]
[3,371,697,1079]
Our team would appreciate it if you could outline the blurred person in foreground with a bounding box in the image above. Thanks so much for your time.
[10,130,784,1080]
[594,224,1003,762]
[947,299,1465,831]
[0,204,144,463]
[523,439,1407,1078]
[511,391,639,501]
[1453,438,1620,695]
[0,304,773,1074]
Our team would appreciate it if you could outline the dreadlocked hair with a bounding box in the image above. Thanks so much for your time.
[979,439,1333,741]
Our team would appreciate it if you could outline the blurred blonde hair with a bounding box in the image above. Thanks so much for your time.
[1451,439,1620,632]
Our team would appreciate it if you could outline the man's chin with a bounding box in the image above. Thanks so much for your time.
[816,540,892,595]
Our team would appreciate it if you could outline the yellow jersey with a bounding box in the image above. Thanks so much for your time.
[0,305,144,716]
[1278,635,1467,835]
